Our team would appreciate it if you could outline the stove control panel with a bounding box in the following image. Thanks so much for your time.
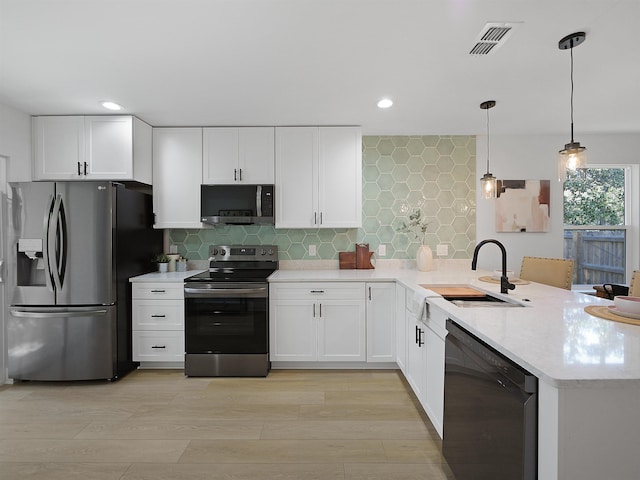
[208,245,278,262]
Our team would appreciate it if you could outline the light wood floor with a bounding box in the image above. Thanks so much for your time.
[0,369,455,479]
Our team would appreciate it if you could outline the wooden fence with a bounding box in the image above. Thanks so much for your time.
[563,228,626,285]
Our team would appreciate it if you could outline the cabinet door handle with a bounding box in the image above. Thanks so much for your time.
[239,168,242,181]
[150,289,166,293]
[151,345,166,349]
[418,328,425,347]
[425,302,430,319]
[314,212,317,225]
[313,303,316,317]
[320,212,323,224]
[234,168,237,181]
[319,303,322,317]
[368,287,372,300]
[151,314,166,318]
[415,325,419,344]
[77,162,82,175]
[83,162,88,175]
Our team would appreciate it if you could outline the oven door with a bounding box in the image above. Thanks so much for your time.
[184,282,268,354]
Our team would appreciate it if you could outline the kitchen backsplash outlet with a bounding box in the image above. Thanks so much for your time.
[169,135,476,260]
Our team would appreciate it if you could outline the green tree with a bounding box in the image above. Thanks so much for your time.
[563,168,625,225]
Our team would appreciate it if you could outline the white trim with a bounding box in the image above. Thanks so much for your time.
[0,156,6,384]
[564,225,627,231]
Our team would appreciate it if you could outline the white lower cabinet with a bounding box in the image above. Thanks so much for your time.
[402,290,447,438]
[132,282,184,362]
[270,283,366,362]
[395,283,407,371]
[422,301,447,438]
[366,282,396,362]
[405,306,427,404]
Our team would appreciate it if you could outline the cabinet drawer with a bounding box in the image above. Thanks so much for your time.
[133,331,184,361]
[133,300,184,330]
[270,282,365,300]
[132,282,184,300]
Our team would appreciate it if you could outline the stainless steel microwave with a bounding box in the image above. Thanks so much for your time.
[201,185,274,225]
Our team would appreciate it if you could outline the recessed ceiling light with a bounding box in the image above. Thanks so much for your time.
[377,98,393,109]
[101,101,123,111]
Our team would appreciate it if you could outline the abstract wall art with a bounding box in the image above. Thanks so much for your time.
[495,179,550,233]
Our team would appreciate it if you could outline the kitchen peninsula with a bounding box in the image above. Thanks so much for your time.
[269,261,640,480]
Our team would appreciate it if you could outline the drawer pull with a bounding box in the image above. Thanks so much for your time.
[150,289,166,293]
[310,290,325,294]
[151,314,166,318]
[151,345,166,349]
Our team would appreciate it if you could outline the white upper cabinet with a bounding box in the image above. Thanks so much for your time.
[318,127,362,228]
[275,126,362,228]
[152,128,203,229]
[33,115,151,183]
[275,127,317,228]
[203,127,274,184]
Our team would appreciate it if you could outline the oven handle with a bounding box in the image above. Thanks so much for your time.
[184,286,268,298]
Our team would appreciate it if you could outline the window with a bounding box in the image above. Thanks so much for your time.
[563,166,630,286]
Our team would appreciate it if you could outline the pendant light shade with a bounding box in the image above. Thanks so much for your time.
[480,100,497,199]
[558,32,587,182]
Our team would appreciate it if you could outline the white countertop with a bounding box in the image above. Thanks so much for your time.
[270,263,640,388]
[129,270,205,282]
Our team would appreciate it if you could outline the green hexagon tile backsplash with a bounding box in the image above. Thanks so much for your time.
[169,135,476,261]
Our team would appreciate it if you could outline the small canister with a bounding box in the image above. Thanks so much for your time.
[167,254,180,272]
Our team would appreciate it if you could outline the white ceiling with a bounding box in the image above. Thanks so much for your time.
[1,0,639,136]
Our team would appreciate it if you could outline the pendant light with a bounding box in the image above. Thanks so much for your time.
[480,100,497,199]
[558,32,587,182]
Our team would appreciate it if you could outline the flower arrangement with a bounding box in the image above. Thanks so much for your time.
[396,209,431,245]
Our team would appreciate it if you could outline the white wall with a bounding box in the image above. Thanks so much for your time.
[0,102,32,181]
[475,133,640,277]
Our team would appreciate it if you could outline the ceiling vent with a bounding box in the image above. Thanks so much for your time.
[470,22,519,55]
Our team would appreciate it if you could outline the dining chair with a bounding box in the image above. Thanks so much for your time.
[519,256,574,290]
[630,270,640,296]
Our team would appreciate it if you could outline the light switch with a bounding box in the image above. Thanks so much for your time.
[309,245,317,256]
[437,244,448,256]
[378,244,386,256]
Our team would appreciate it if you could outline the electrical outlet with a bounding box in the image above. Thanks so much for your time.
[437,244,448,256]
[378,244,386,256]
[309,245,317,256]
[169,245,178,254]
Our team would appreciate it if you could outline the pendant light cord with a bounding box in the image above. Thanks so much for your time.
[486,106,491,173]
[570,45,575,143]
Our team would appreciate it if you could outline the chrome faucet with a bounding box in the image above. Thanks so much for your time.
[471,239,516,294]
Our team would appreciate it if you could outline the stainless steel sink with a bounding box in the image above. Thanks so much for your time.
[444,295,525,308]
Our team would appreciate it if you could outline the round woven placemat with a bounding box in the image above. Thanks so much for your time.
[584,305,640,326]
[478,276,530,285]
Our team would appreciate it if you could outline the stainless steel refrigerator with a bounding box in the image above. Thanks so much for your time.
[7,181,162,381]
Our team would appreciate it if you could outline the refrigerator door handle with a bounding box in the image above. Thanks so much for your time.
[43,194,56,291]
[49,194,68,290]
[10,307,109,318]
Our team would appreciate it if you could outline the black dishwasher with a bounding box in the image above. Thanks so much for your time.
[443,319,537,480]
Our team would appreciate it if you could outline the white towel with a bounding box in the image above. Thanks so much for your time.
[410,288,430,323]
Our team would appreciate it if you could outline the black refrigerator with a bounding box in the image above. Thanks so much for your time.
[7,181,163,381]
